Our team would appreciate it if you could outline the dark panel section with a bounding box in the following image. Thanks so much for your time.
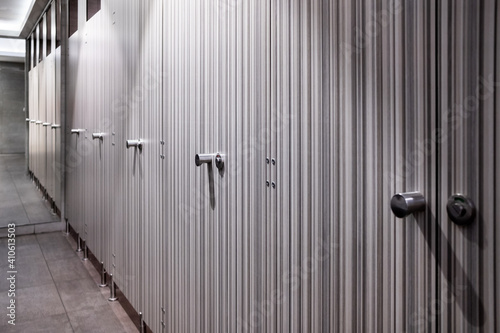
[56,0,61,47]
[87,0,101,21]
[31,35,36,68]
[46,7,52,56]
[69,0,78,37]
[38,19,43,62]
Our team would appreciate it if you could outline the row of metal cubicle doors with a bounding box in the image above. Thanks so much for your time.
[27,0,499,332]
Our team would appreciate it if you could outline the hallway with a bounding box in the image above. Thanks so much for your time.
[0,0,498,331]
[0,231,136,332]
[0,154,59,233]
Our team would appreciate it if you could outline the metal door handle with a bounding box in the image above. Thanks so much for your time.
[126,139,142,149]
[26,118,30,122]
[36,121,42,125]
[51,124,61,129]
[195,153,213,166]
[390,192,426,218]
[30,120,36,123]
[43,122,51,127]
[92,133,104,140]
[195,153,224,171]
[71,129,85,134]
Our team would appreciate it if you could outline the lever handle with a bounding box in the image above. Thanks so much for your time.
[195,153,224,171]
[36,121,42,125]
[390,192,426,218]
[26,118,30,122]
[71,129,85,134]
[126,139,142,149]
[195,153,213,166]
[51,124,61,129]
[92,133,104,140]
[30,120,36,123]
[43,122,51,127]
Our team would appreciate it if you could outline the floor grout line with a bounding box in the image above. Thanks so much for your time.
[35,233,77,333]
[7,168,31,225]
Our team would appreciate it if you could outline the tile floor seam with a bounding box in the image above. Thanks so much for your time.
[36,234,77,333]
[7,168,30,224]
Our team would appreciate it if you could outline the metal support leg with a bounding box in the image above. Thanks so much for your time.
[76,235,83,252]
[99,262,108,287]
[140,312,145,333]
[50,201,56,215]
[64,219,70,235]
[82,239,88,261]
[108,274,118,301]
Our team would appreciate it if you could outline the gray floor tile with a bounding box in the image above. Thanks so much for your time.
[16,260,54,290]
[37,234,77,262]
[0,225,34,237]
[16,241,45,265]
[0,154,58,228]
[12,283,66,323]
[0,313,73,333]
[34,221,64,234]
[0,263,13,292]
[67,304,127,333]
[0,181,17,195]
[47,257,93,283]
[0,202,29,227]
[56,278,109,313]
[36,232,70,244]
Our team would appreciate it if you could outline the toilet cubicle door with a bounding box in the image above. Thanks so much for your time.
[437,1,500,332]
[234,0,273,331]
[138,0,164,331]
[66,29,83,237]
[111,0,143,315]
[161,0,245,331]
[271,0,440,332]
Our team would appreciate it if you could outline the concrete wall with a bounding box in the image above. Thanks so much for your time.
[0,62,25,154]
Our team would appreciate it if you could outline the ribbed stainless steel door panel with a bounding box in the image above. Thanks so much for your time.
[270,1,438,332]
[54,46,62,209]
[26,1,499,332]
[45,51,56,201]
[437,0,500,331]
[107,0,142,313]
[66,29,84,236]
[138,1,163,331]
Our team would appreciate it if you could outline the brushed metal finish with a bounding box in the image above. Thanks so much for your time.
[92,133,104,140]
[194,153,214,166]
[125,139,142,149]
[391,192,426,218]
[25,1,499,332]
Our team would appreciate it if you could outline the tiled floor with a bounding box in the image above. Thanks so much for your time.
[0,154,59,229]
[0,232,137,332]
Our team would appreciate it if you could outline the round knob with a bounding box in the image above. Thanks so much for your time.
[446,194,475,225]
[390,192,426,218]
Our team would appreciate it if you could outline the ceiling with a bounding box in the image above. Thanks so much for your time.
[0,0,50,62]
[0,0,36,37]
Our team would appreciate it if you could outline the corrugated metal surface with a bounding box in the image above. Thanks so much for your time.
[26,1,499,332]
[27,3,62,215]
[437,1,499,332]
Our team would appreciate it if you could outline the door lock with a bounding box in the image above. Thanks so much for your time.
[446,194,476,225]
